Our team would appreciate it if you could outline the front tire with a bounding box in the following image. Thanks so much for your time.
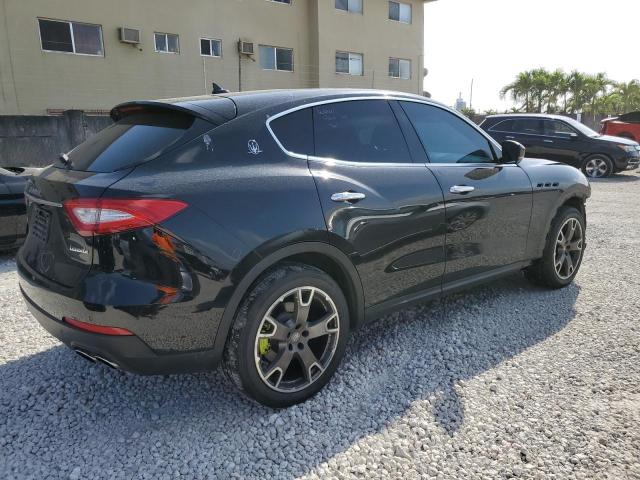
[582,154,613,178]
[524,206,586,289]
[222,263,350,408]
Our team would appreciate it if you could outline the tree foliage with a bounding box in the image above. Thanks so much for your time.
[500,69,640,117]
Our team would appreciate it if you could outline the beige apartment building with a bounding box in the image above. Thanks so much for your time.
[0,0,431,115]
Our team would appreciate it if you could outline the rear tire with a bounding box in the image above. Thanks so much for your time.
[582,154,613,178]
[222,263,350,408]
[524,206,585,289]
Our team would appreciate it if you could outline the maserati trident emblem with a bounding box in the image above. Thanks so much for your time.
[247,139,262,155]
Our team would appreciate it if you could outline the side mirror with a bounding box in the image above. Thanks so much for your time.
[500,140,525,164]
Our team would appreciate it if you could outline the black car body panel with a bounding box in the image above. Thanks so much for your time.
[0,167,41,250]
[18,89,591,374]
[481,113,640,172]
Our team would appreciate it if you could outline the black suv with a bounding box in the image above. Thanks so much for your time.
[18,90,590,407]
[481,113,640,178]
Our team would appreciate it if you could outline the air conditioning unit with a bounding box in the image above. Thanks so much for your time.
[119,27,141,44]
[238,40,254,56]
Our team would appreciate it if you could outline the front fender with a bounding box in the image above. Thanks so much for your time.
[522,161,590,260]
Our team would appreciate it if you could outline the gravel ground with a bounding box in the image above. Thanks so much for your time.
[1,173,639,480]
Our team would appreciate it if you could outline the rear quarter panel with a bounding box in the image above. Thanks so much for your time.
[102,113,328,352]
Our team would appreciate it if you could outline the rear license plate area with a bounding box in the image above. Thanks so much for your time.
[31,206,52,244]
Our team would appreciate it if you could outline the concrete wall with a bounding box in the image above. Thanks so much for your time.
[0,111,112,167]
[0,0,427,115]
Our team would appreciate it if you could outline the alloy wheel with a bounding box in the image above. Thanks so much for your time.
[554,217,584,280]
[254,286,340,393]
[584,157,609,178]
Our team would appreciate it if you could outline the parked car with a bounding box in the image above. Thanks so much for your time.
[480,113,640,178]
[1,166,41,251]
[18,90,590,407]
[600,111,640,141]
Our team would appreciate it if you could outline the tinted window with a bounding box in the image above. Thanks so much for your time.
[543,120,575,136]
[512,118,544,135]
[67,112,200,172]
[400,102,495,164]
[488,119,514,132]
[270,108,314,155]
[313,100,411,163]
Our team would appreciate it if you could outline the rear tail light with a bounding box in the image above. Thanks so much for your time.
[63,198,187,236]
[63,317,134,336]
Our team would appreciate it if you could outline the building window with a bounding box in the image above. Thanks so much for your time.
[336,52,363,76]
[335,0,363,13]
[389,58,411,79]
[38,18,103,56]
[259,45,294,71]
[389,1,412,23]
[200,38,222,57]
[155,32,179,53]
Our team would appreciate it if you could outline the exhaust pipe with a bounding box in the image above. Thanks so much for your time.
[74,349,119,369]
[74,349,96,363]
[94,356,119,369]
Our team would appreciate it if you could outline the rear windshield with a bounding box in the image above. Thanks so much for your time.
[65,112,210,172]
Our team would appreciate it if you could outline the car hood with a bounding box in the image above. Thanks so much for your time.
[594,134,639,146]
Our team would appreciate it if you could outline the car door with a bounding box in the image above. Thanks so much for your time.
[538,119,582,168]
[397,101,533,288]
[301,99,446,310]
[0,173,17,246]
[509,117,548,158]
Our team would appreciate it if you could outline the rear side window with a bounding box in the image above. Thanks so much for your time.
[400,102,495,164]
[512,118,544,135]
[269,108,314,155]
[66,112,206,172]
[313,100,411,163]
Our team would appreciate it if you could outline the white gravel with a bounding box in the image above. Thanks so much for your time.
[1,172,639,480]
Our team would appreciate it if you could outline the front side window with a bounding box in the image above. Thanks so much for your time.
[259,45,294,71]
[200,38,222,57]
[38,19,103,56]
[389,58,411,79]
[389,1,411,23]
[543,120,575,136]
[313,100,411,164]
[155,33,179,53]
[336,0,363,13]
[269,0,291,3]
[336,52,363,76]
[400,102,495,164]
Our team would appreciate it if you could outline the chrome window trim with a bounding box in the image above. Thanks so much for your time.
[489,117,579,139]
[265,95,505,167]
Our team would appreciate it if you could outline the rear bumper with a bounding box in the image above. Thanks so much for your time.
[20,283,219,375]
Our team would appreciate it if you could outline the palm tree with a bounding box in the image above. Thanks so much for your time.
[500,71,535,112]
[615,80,640,113]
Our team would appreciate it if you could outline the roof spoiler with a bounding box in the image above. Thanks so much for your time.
[111,98,236,124]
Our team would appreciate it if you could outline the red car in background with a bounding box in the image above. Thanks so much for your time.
[600,112,640,141]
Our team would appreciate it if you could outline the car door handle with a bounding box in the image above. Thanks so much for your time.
[543,139,554,143]
[449,185,475,194]
[331,191,366,203]
[505,135,516,139]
